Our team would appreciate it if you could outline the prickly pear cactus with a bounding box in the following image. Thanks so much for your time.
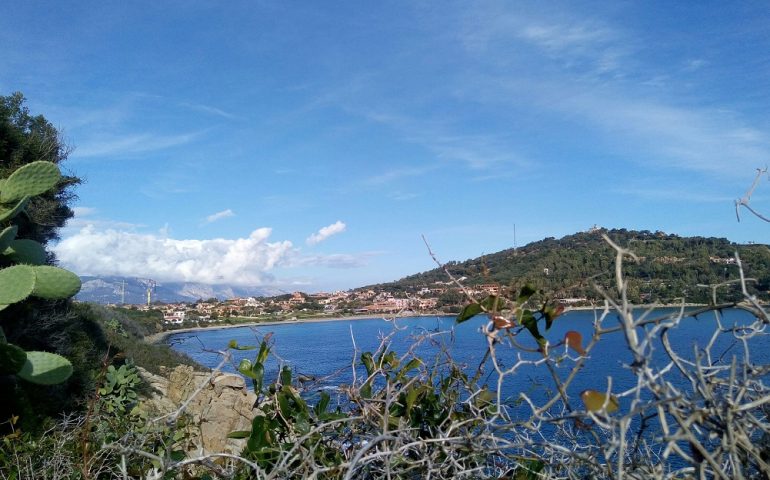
[0,161,80,385]
[0,343,26,375]
[4,238,47,265]
[16,351,74,385]
[31,265,82,299]
[0,225,18,252]
[0,161,61,204]
[0,265,36,305]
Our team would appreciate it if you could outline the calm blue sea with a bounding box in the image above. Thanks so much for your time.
[167,308,768,415]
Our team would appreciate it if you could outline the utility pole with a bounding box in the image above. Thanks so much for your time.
[121,279,126,304]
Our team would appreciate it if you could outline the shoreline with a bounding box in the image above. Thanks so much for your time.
[145,303,709,344]
[145,313,439,344]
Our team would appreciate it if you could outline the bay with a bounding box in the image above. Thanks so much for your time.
[167,307,768,413]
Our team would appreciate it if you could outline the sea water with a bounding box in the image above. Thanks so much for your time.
[167,308,767,411]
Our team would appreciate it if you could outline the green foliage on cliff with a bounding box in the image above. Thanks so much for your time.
[374,229,770,304]
[0,92,79,245]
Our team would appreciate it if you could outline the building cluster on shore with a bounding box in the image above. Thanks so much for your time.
[112,282,589,326]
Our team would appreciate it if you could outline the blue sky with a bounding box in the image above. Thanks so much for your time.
[2,1,769,291]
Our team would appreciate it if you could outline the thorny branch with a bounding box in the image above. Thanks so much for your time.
[736,167,770,222]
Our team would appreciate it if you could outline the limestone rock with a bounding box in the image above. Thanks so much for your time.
[138,365,258,455]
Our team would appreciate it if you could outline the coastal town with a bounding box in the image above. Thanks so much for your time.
[112,283,587,328]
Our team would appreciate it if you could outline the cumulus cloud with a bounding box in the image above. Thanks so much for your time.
[306,221,346,245]
[204,209,235,224]
[54,226,294,286]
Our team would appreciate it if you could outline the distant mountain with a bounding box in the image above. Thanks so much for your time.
[76,276,287,304]
[367,228,770,304]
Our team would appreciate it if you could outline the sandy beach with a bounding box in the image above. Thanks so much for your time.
[145,303,714,344]
[144,313,441,344]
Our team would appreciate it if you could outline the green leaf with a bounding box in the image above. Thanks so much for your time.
[315,391,331,416]
[4,239,47,265]
[480,295,505,311]
[227,430,251,439]
[396,358,422,381]
[237,359,255,379]
[0,265,35,305]
[246,416,270,452]
[280,365,292,386]
[228,339,256,350]
[17,351,73,385]
[0,197,29,223]
[405,386,423,416]
[1,161,61,204]
[251,363,264,394]
[170,450,185,462]
[520,310,544,345]
[542,303,565,331]
[517,284,537,303]
[456,302,483,323]
[361,352,375,376]
[277,391,292,418]
[360,382,372,399]
[257,339,270,364]
[0,226,18,252]
[31,266,81,299]
[0,343,27,375]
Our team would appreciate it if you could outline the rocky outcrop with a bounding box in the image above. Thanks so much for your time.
[138,365,258,455]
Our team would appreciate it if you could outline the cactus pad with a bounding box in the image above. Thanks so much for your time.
[32,266,81,299]
[0,226,18,252]
[0,161,61,204]
[0,196,29,223]
[0,343,27,375]
[4,239,47,265]
[17,351,73,385]
[0,265,35,305]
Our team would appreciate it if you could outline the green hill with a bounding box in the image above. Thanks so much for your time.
[370,228,770,304]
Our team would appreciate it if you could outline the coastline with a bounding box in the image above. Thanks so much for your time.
[144,313,441,344]
[145,303,709,344]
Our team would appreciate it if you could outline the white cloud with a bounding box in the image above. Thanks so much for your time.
[291,253,372,269]
[364,165,437,185]
[204,209,235,224]
[551,90,770,176]
[360,110,530,171]
[54,226,294,286]
[73,131,201,158]
[306,221,347,245]
[72,206,97,217]
[179,102,241,120]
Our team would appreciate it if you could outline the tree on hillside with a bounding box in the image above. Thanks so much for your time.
[0,92,79,245]
[0,93,93,428]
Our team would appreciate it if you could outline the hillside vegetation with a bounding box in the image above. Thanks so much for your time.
[373,228,770,304]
